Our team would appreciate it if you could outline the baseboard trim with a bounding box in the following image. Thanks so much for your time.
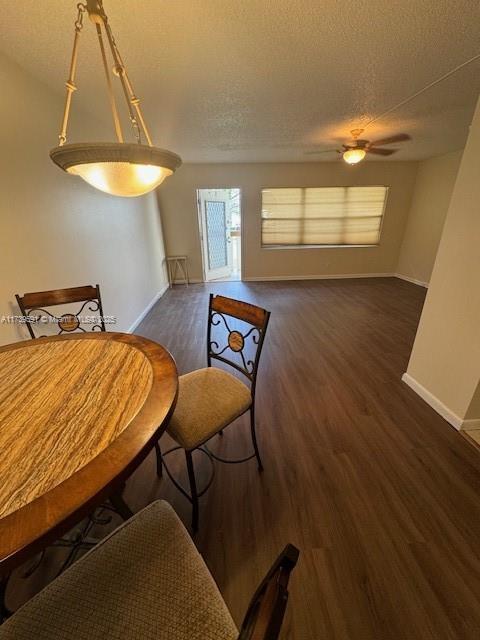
[243,273,395,282]
[180,273,427,286]
[401,373,465,430]
[402,373,480,430]
[394,273,429,288]
[127,284,169,333]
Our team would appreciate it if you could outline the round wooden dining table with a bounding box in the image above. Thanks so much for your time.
[0,332,178,575]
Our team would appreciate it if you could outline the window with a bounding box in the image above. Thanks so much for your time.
[261,186,388,247]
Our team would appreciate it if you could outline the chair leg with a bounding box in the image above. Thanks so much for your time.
[154,441,163,478]
[0,574,11,622]
[109,490,133,521]
[250,406,264,472]
[185,450,199,533]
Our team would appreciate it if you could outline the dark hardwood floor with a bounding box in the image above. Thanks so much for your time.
[9,278,480,639]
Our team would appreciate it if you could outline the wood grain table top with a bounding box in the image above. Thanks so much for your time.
[0,332,178,573]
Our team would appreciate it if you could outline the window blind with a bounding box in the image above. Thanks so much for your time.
[261,186,388,247]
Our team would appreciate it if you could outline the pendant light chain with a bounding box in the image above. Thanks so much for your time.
[58,3,87,146]
[100,9,153,146]
[102,23,142,143]
[109,41,154,146]
[58,0,154,147]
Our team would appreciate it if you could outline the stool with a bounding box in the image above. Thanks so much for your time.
[166,256,189,287]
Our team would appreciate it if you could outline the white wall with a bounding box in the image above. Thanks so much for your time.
[0,53,168,345]
[159,161,417,281]
[396,150,463,286]
[404,96,480,428]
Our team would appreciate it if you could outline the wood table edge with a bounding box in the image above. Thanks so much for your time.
[0,332,178,574]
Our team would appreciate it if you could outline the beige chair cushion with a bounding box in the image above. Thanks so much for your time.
[0,501,238,640]
[167,368,252,450]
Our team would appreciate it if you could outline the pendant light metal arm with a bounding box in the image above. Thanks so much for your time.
[50,0,181,198]
[95,23,124,142]
[86,0,153,146]
[112,47,154,146]
[58,3,87,146]
[101,18,143,144]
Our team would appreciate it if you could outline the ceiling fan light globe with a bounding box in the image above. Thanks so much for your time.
[343,148,366,164]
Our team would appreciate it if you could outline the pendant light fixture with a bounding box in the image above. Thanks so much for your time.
[50,0,181,197]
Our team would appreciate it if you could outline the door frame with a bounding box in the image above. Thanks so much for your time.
[196,187,243,282]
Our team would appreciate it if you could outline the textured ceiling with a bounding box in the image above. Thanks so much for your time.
[1,0,479,162]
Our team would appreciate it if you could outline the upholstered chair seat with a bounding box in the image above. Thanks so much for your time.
[155,294,271,532]
[167,368,252,450]
[0,501,238,640]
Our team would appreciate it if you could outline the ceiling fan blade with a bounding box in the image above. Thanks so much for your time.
[366,147,397,156]
[304,149,339,155]
[369,133,411,146]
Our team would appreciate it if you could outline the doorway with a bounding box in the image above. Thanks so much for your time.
[197,188,242,281]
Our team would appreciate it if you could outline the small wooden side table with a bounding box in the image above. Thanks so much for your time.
[166,256,189,287]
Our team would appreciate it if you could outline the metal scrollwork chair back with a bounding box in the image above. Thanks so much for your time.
[207,293,270,398]
[15,285,106,339]
[156,293,271,532]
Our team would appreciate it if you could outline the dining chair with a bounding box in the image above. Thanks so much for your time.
[155,293,270,532]
[0,500,299,640]
[13,284,110,577]
[15,284,106,338]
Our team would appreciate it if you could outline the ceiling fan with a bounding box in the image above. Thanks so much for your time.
[306,129,411,164]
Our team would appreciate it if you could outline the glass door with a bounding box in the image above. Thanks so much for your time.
[198,189,241,281]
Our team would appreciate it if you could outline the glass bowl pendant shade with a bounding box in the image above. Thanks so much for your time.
[50,1,181,197]
[50,143,181,197]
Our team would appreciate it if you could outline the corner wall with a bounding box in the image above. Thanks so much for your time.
[396,150,463,286]
[0,53,168,345]
[403,96,480,429]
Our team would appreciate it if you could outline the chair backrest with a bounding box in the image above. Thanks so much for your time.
[15,284,106,339]
[207,294,270,395]
[238,544,300,640]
